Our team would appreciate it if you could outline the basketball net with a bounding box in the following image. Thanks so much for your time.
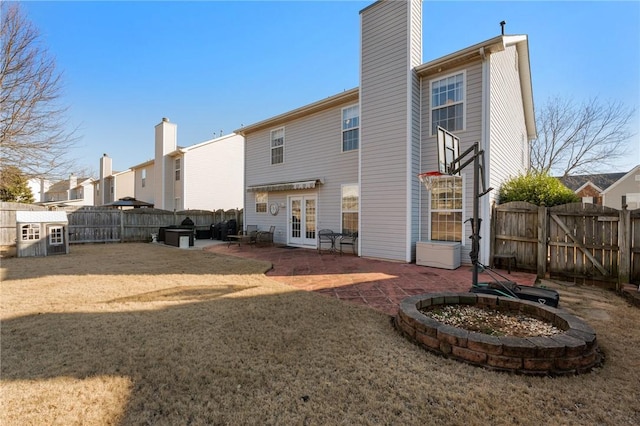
[417,171,443,191]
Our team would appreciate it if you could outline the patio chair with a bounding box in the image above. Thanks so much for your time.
[244,225,258,244]
[256,225,276,246]
[339,231,358,255]
[318,229,335,255]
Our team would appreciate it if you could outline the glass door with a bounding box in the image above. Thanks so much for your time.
[288,195,316,246]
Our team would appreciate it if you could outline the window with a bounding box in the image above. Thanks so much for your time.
[341,184,359,235]
[430,176,463,242]
[141,169,146,188]
[342,105,359,151]
[431,72,465,135]
[255,192,267,213]
[271,128,284,165]
[175,158,181,181]
[21,224,40,241]
[49,226,64,245]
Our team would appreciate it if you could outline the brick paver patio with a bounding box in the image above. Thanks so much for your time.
[204,242,537,316]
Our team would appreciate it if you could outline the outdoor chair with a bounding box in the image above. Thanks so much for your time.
[339,231,358,255]
[256,225,276,246]
[318,229,335,254]
[244,225,258,244]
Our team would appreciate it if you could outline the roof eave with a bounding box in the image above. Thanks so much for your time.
[235,88,359,135]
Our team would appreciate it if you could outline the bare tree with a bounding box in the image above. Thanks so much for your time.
[530,96,636,177]
[0,2,78,180]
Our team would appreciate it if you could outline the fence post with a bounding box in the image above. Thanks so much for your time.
[489,201,496,267]
[120,210,125,243]
[537,203,548,279]
[619,205,630,289]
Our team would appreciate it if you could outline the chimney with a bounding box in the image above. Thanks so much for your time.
[69,173,77,189]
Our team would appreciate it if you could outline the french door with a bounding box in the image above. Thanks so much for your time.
[288,195,317,247]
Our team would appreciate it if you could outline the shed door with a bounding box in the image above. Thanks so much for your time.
[47,225,67,255]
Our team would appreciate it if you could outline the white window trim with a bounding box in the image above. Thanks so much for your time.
[175,158,181,181]
[21,223,41,241]
[255,192,268,213]
[341,104,360,152]
[270,127,285,165]
[427,174,466,245]
[340,183,359,233]
[49,226,64,245]
[429,70,467,136]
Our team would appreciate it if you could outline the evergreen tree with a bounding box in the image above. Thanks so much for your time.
[0,166,34,203]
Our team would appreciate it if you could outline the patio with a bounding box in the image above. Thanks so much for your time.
[204,242,537,316]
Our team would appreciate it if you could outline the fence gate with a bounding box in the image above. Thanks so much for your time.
[491,201,539,271]
[548,203,620,285]
[631,209,640,284]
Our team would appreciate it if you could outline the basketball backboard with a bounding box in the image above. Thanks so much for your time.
[436,126,460,175]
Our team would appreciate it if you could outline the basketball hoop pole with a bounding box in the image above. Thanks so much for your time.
[447,142,493,289]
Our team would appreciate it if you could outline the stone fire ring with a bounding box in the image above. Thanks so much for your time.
[394,292,603,376]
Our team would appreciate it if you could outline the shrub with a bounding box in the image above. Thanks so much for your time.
[498,172,579,206]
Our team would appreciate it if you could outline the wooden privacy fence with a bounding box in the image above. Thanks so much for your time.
[67,208,243,243]
[491,202,638,288]
[0,202,243,246]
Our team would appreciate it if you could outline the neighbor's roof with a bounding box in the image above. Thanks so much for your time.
[558,173,627,192]
[16,210,68,223]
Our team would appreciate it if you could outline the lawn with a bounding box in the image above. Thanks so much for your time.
[1,243,638,425]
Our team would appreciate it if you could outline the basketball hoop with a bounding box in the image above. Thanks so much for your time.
[417,171,443,191]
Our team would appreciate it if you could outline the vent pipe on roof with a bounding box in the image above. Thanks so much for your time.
[500,21,506,35]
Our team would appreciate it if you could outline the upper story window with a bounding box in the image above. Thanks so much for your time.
[141,168,146,188]
[175,158,181,181]
[431,72,465,135]
[255,192,267,213]
[342,105,359,152]
[271,128,284,165]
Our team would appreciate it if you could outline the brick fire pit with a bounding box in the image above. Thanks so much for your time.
[395,292,602,375]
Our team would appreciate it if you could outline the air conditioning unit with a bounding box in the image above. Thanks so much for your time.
[416,241,461,269]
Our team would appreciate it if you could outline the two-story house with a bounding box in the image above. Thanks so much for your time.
[237,0,535,265]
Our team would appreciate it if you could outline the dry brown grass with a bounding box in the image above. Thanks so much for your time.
[1,243,639,425]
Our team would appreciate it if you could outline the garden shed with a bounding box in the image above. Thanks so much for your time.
[15,211,69,257]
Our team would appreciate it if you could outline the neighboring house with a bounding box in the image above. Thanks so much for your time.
[41,174,95,207]
[602,165,640,210]
[558,172,626,206]
[118,118,244,211]
[93,154,135,206]
[237,0,535,264]
[27,177,51,203]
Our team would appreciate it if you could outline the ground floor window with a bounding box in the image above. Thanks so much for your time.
[49,226,64,245]
[341,184,359,235]
[21,224,41,240]
[255,192,267,213]
[430,176,463,242]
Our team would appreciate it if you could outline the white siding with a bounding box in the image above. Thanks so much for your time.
[603,165,640,209]
[183,134,244,211]
[488,45,529,204]
[133,163,155,206]
[360,0,420,262]
[419,62,484,264]
[244,102,359,243]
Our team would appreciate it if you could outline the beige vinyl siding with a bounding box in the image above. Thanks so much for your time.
[133,164,155,206]
[419,62,484,264]
[244,103,359,242]
[183,134,244,211]
[489,46,529,205]
[603,166,640,209]
[360,0,418,262]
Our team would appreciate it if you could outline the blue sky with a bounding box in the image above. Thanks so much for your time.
[20,0,640,176]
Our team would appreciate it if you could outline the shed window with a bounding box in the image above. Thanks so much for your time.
[21,224,41,241]
[49,226,64,245]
